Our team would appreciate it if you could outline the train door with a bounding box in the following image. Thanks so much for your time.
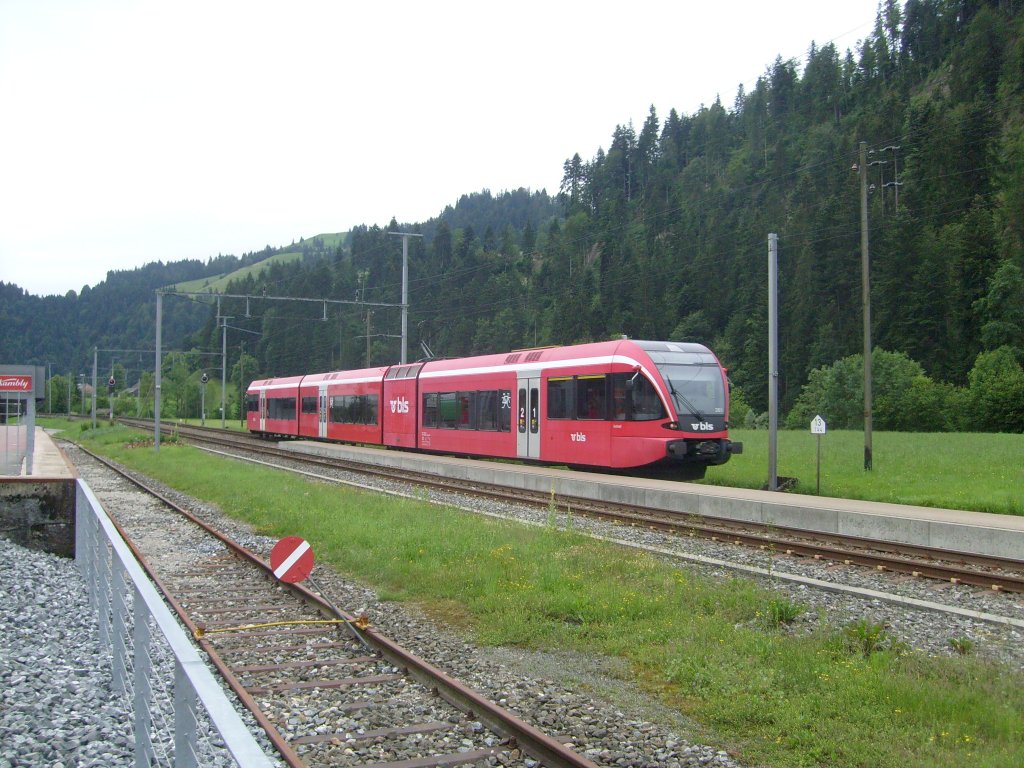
[516,375,541,459]
[318,383,328,438]
[259,390,267,432]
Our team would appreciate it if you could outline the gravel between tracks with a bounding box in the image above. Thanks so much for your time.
[208,442,1024,669]
[3,440,1023,768]
[1,443,744,768]
[0,537,135,768]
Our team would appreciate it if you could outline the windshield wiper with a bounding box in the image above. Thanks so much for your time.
[667,379,706,422]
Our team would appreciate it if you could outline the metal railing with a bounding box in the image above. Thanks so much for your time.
[1,396,30,475]
[75,480,277,768]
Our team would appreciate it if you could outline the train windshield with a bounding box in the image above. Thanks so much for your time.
[654,363,726,419]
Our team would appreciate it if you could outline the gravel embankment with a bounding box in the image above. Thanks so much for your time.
[1,445,745,768]
[4,440,1023,768]
[202,443,1024,668]
[0,537,136,767]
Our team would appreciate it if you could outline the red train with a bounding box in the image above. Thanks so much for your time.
[246,339,742,479]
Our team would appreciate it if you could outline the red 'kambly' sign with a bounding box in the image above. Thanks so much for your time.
[0,376,32,392]
[270,536,315,583]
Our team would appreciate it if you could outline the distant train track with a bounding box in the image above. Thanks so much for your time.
[78,440,599,768]
[119,419,1024,595]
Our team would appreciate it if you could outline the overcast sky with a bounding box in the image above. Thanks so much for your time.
[1,0,883,297]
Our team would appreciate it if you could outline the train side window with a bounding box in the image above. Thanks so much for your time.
[611,375,628,420]
[457,391,475,428]
[476,390,499,431]
[517,388,527,433]
[439,392,458,428]
[267,397,296,420]
[609,373,666,421]
[328,394,379,425]
[338,395,355,424]
[245,394,259,413]
[422,392,438,428]
[547,377,573,419]
[631,375,666,421]
[576,375,606,420]
[366,394,380,425]
[301,396,318,414]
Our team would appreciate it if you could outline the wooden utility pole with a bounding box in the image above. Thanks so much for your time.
[859,141,873,471]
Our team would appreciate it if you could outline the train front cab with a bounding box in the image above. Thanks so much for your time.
[635,340,742,471]
[525,340,740,474]
[533,365,666,470]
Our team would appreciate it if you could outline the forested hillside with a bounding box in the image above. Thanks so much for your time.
[544,0,1024,415]
[199,0,1024,428]
[6,0,1024,430]
[0,258,235,378]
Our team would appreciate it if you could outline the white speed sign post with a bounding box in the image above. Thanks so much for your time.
[811,415,826,494]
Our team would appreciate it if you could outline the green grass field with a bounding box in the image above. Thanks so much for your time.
[172,232,346,294]
[709,428,1024,516]
[62,422,1023,768]
[54,419,1024,515]
[173,251,304,293]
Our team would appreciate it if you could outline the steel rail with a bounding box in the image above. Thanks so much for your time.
[130,420,1024,595]
[78,447,309,767]
[76,443,600,768]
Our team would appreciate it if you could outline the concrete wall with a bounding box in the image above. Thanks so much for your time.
[0,479,76,557]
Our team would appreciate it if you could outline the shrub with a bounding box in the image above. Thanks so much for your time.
[901,375,958,431]
[728,385,753,427]
[966,346,1024,432]
[786,348,953,431]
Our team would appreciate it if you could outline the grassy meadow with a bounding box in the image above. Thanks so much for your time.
[709,428,1024,516]
[52,420,1024,768]
[172,250,304,293]
[171,233,346,294]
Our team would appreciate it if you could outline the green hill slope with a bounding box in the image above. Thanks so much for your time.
[172,232,347,293]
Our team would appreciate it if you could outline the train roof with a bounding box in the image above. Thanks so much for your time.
[300,367,389,385]
[632,340,719,366]
[247,340,721,391]
[247,374,304,391]
[415,339,719,378]
[247,367,389,392]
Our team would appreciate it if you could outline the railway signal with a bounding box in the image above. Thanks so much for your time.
[270,536,315,583]
[268,535,374,649]
[200,372,209,425]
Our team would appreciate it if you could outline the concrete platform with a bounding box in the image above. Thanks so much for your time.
[281,440,1024,561]
[0,428,77,556]
[0,426,77,478]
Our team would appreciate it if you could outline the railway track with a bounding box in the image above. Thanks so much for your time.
[77,442,599,768]
[120,419,1024,595]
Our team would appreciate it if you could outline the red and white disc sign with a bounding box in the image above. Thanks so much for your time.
[270,536,315,583]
